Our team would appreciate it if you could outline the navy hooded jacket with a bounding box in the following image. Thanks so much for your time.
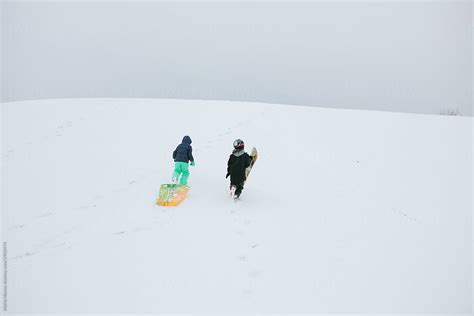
[173,136,194,163]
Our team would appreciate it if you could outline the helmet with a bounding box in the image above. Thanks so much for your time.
[233,139,244,150]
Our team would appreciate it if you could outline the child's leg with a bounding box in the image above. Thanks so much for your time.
[179,163,190,185]
[235,183,244,197]
[230,183,237,197]
[172,162,182,183]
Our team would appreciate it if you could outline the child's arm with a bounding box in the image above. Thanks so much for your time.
[226,155,233,178]
[188,146,194,163]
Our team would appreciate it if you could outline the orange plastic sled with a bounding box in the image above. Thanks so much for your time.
[156,184,189,206]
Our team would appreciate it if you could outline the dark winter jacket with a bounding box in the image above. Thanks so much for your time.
[227,149,252,184]
[173,136,194,163]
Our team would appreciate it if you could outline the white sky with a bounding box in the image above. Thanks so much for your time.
[1,1,472,115]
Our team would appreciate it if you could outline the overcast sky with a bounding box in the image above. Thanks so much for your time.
[1,1,472,115]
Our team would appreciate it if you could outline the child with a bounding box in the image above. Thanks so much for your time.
[172,135,195,185]
[226,139,252,199]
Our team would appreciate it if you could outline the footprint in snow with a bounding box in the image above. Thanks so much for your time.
[8,224,25,231]
[52,242,75,252]
[12,252,35,260]
[392,208,420,223]
[52,242,67,249]
[36,212,54,219]
[63,226,79,235]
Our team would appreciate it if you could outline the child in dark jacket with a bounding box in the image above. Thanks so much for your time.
[226,139,252,199]
[172,135,195,185]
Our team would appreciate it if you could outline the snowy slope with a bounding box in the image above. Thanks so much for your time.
[2,98,472,313]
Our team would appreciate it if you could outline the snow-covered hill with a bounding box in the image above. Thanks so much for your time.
[2,99,472,313]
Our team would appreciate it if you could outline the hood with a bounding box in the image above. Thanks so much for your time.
[182,135,192,144]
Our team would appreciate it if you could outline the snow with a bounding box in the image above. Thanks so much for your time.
[2,98,472,314]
